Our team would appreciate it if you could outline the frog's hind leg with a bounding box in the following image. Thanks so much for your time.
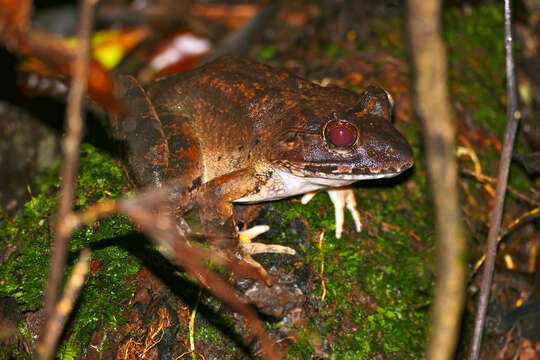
[110,75,169,188]
[159,113,203,187]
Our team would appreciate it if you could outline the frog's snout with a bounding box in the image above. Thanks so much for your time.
[366,127,414,174]
[331,115,414,176]
[393,143,414,173]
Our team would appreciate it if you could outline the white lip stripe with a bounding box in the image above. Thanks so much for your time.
[283,165,401,181]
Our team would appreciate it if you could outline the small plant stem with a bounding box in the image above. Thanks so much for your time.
[190,288,203,360]
[42,0,97,327]
[469,1,520,359]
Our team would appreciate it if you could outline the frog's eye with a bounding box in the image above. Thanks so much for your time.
[323,120,357,148]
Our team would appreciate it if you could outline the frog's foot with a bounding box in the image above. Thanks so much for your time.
[232,225,296,286]
[238,225,296,255]
[301,188,362,239]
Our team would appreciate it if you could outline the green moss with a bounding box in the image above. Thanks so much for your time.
[184,293,239,358]
[0,193,57,310]
[195,321,225,347]
[56,338,79,360]
[285,327,317,359]
[0,144,140,355]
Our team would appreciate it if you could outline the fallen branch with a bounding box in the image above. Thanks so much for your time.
[31,183,282,359]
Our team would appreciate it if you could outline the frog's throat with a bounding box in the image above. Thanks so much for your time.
[233,165,401,204]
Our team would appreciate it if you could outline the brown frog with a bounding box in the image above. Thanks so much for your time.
[110,55,413,281]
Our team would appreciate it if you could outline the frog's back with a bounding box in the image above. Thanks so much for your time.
[146,55,360,182]
[148,55,358,123]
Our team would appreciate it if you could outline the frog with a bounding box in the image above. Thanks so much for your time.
[110,55,413,283]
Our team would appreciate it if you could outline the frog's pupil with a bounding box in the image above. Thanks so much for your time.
[329,126,354,147]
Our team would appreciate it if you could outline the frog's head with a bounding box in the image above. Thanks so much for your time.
[269,85,414,181]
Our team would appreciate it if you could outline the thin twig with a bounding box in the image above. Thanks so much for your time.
[469,1,520,359]
[189,288,202,360]
[362,209,422,243]
[473,207,540,273]
[36,249,92,360]
[457,143,495,196]
[461,168,540,206]
[41,0,97,330]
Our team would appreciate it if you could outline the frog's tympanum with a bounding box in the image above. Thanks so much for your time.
[111,55,413,282]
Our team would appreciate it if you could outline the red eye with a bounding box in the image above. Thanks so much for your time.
[324,120,357,148]
[329,125,354,147]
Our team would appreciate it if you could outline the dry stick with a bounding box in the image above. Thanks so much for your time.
[36,249,91,360]
[41,0,97,344]
[461,168,540,207]
[35,181,281,359]
[469,1,520,359]
[408,1,467,360]
[317,231,327,302]
[473,207,540,274]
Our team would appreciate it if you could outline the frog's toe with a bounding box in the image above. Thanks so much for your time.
[238,225,296,255]
[301,191,317,204]
[344,189,362,232]
[327,188,362,239]
[234,225,295,287]
[239,224,270,240]
[240,241,296,255]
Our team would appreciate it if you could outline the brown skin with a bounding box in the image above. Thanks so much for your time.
[110,55,413,255]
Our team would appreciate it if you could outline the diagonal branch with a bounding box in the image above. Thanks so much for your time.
[36,183,282,360]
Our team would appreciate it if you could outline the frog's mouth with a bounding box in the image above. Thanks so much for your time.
[274,160,412,181]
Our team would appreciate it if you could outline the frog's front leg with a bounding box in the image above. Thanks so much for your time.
[196,168,295,282]
[196,168,263,247]
[301,188,362,239]
[327,188,362,238]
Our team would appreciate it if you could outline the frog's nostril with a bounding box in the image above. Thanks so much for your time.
[324,120,357,148]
